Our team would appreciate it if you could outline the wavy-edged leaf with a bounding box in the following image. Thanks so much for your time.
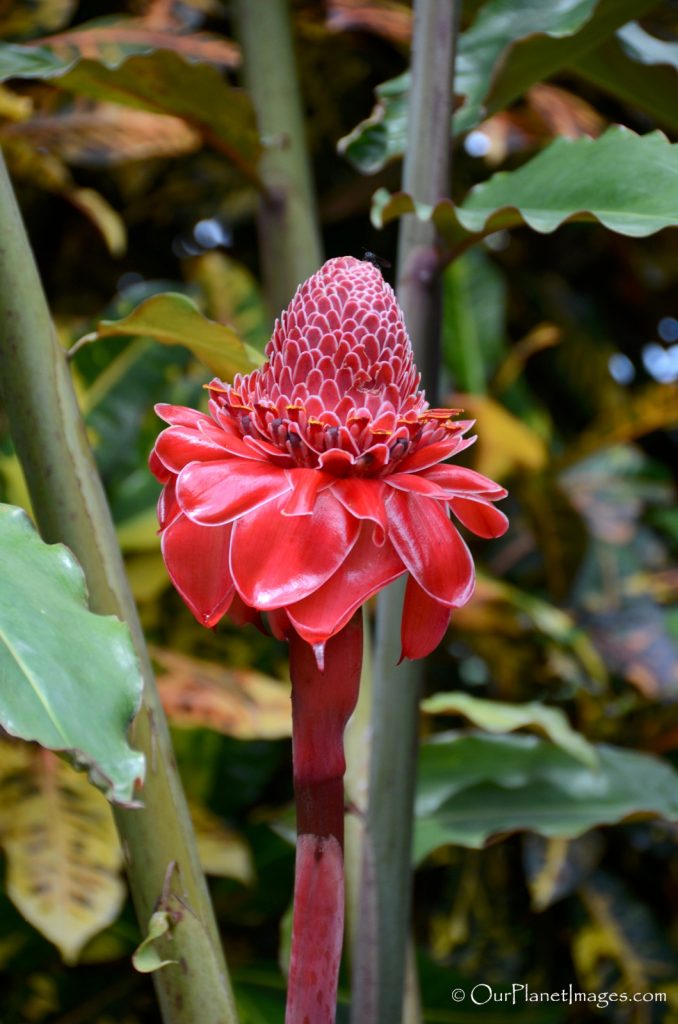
[154,647,291,740]
[75,292,263,380]
[456,128,678,238]
[415,732,678,861]
[0,740,125,963]
[0,504,144,804]
[375,130,678,244]
[420,693,597,767]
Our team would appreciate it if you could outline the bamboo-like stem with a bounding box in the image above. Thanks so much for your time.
[352,3,460,1022]
[236,0,323,317]
[286,613,363,1024]
[0,156,238,1024]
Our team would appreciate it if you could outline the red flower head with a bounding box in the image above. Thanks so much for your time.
[150,256,508,660]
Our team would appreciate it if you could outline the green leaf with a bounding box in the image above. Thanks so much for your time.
[453,0,600,135]
[0,505,144,805]
[442,248,507,393]
[0,47,260,179]
[132,911,178,973]
[482,0,659,128]
[455,127,678,238]
[414,732,678,861]
[572,24,678,135]
[77,292,264,380]
[616,21,678,71]
[420,693,597,768]
[339,0,657,173]
[0,42,74,78]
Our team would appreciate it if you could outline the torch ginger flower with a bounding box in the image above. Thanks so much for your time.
[151,256,508,1024]
[149,255,508,659]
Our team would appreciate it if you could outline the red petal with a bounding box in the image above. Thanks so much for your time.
[268,607,292,640]
[149,447,171,484]
[331,477,388,542]
[158,478,180,530]
[155,403,205,427]
[450,496,509,538]
[230,490,360,609]
[385,473,449,498]
[286,525,404,645]
[176,460,290,526]
[401,577,452,660]
[421,464,507,499]
[155,425,243,474]
[283,469,333,516]
[198,418,271,462]
[395,435,475,474]
[227,592,265,633]
[161,515,234,626]
[385,490,475,606]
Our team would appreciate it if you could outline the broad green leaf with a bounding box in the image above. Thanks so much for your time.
[0,741,125,963]
[420,693,597,767]
[455,128,678,238]
[0,505,144,804]
[415,732,678,861]
[77,292,264,380]
[453,0,600,134]
[0,42,74,78]
[339,0,657,172]
[0,48,259,178]
[483,0,659,127]
[573,25,678,135]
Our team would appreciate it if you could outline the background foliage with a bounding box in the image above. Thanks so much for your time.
[0,0,677,1021]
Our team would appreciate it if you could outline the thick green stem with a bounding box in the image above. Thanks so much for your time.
[287,614,363,1024]
[352,3,459,1022]
[236,0,323,317]
[0,156,237,1024]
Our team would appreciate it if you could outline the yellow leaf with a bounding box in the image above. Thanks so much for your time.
[0,740,125,964]
[153,647,291,740]
[454,392,548,481]
[190,802,254,883]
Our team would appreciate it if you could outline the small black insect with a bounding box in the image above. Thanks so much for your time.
[361,249,392,270]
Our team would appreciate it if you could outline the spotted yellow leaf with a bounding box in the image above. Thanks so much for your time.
[0,740,125,964]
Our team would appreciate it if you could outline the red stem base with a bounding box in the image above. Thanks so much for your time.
[285,612,363,1024]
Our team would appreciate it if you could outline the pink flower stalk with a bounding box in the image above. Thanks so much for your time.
[150,255,508,1024]
[149,255,508,662]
